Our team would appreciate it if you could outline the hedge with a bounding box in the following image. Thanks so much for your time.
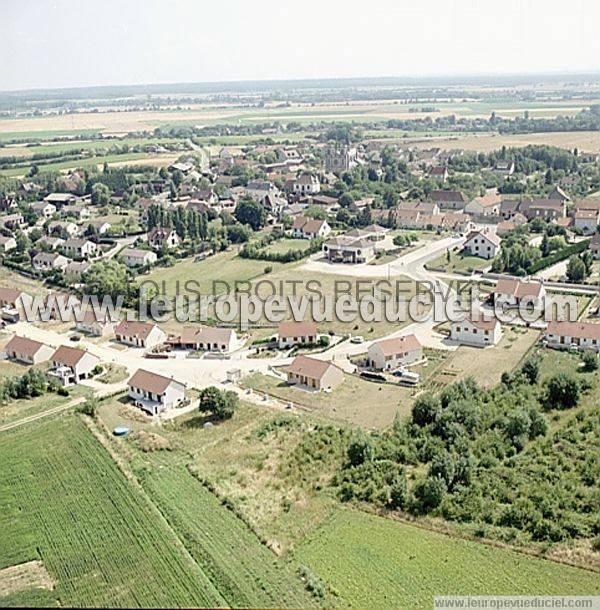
[528,239,590,274]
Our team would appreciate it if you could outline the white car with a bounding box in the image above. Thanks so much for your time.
[350,336,364,344]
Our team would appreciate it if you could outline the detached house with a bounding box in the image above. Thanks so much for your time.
[290,173,320,196]
[75,309,116,337]
[367,334,423,371]
[286,355,344,392]
[429,190,468,211]
[291,216,331,239]
[32,252,70,272]
[4,335,54,364]
[0,287,33,312]
[49,345,100,386]
[278,321,318,349]
[493,277,546,309]
[30,201,57,218]
[545,321,600,352]
[0,236,16,253]
[465,192,502,217]
[128,369,186,416]
[63,238,97,259]
[451,315,502,347]
[147,227,180,250]
[170,326,238,353]
[121,248,158,268]
[573,209,599,235]
[115,320,166,349]
[464,229,501,259]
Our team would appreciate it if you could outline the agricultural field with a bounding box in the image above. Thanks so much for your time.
[132,452,316,608]
[0,416,226,607]
[296,509,600,609]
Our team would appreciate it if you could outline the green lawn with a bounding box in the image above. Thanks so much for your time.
[296,509,600,609]
[0,416,225,607]
[264,238,311,255]
[426,250,491,275]
[140,249,290,298]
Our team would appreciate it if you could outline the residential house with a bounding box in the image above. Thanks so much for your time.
[30,201,57,218]
[128,369,186,416]
[291,217,331,239]
[0,236,16,253]
[290,173,320,196]
[60,204,90,220]
[545,321,600,352]
[48,220,79,238]
[519,198,566,221]
[0,213,26,230]
[367,334,423,371]
[38,236,64,251]
[75,309,116,337]
[493,277,546,309]
[170,326,238,353]
[465,192,502,217]
[64,260,91,278]
[87,220,112,235]
[63,238,97,259]
[494,160,515,176]
[463,229,501,259]
[49,345,100,386]
[121,248,158,268]
[32,252,70,272]
[450,315,502,347]
[286,355,344,391]
[0,287,33,312]
[115,320,166,349]
[147,227,180,250]
[428,166,449,182]
[278,321,318,349]
[573,209,599,234]
[323,235,376,263]
[4,335,54,364]
[429,190,468,211]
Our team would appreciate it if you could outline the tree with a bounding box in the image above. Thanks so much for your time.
[83,259,130,301]
[412,393,441,426]
[347,428,374,466]
[566,255,586,282]
[415,476,446,511]
[234,197,266,231]
[545,372,580,410]
[429,450,456,488]
[91,183,110,206]
[389,475,408,509]
[198,386,238,420]
[521,355,540,384]
[339,193,354,208]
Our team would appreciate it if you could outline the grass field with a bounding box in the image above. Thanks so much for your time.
[432,327,540,388]
[0,416,226,607]
[242,366,438,428]
[296,509,600,609]
[263,238,311,255]
[134,452,315,608]
[426,250,491,275]
[140,249,289,298]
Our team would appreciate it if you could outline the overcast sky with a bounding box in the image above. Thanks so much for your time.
[2,0,600,91]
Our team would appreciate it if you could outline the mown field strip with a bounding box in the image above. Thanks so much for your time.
[136,453,315,608]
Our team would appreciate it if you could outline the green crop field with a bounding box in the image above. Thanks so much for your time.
[0,416,226,608]
[134,453,315,608]
[297,509,600,609]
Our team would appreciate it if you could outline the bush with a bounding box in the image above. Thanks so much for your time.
[544,372,580,410]
[414,476,446,511]
[581,350,598,372]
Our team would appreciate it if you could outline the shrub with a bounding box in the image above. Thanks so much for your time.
[581,350,598,372]
[544,372,580,410]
